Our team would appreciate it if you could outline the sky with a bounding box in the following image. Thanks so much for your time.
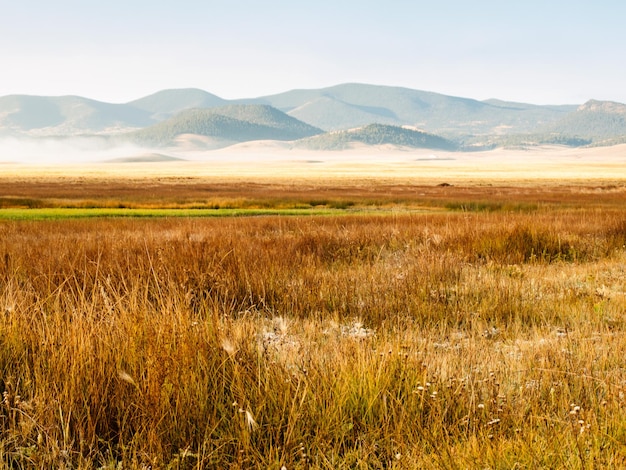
[2,0,626,104]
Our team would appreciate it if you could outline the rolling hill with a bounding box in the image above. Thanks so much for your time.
[245,83,577,134]
[127,104,322,147]
[0,95,153,134]
[544,100,626,142]
[128,88,227,121]
[297,124,457,151]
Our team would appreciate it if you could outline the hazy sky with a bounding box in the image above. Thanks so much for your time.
[2,0,625,104]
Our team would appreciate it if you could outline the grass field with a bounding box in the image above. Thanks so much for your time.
[0,208,347,221]
[1,171,626,468]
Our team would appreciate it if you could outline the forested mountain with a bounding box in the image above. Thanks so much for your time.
[298,124,457,151]
[128,105,322,146]
[544,100,626,142]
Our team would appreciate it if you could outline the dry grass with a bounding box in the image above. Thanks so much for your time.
[1,175,625,210]
[0,182,626,468]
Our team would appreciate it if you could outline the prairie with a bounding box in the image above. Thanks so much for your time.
[0,165,626,468]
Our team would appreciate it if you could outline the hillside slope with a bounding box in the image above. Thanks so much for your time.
[128,105,322,146]
[0,95,153,134]
[128,88,227,120]
[247,83,576,134]
[545,100,626,142]
[297,123,457,151]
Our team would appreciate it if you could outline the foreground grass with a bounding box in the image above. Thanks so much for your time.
[0,208,626,468]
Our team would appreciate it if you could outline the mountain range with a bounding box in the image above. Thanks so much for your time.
[1,83,626,150]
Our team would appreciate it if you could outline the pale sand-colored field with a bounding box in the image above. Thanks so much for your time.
[1,142,626,184]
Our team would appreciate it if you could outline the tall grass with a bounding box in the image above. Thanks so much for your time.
[0,209,625,467]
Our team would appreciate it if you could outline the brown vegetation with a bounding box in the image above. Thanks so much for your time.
[1,175,625,210]
[0,180,626,468]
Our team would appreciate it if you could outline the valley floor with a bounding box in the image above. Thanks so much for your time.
[2,143,626,182]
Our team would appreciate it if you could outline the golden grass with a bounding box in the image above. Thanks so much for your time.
[1,170,625,211]
[0,180,626,467]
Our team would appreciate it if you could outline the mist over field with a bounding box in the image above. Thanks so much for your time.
[0,136,154,165]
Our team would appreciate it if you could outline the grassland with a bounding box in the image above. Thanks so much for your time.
[1,174,626,468]
[0,208,346,221]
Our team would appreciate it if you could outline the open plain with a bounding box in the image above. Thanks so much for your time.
[1,146,626,468]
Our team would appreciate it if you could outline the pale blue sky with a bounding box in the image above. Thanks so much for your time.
[1,0,625,104]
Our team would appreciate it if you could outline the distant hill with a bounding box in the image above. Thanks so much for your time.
[544,100,626,142]
[465,99,626,149]
[297,123,457,151]
[0,95,152,134]
[128,88,227,120]
[246,83,577,134]
[2,84,626,149]
[128,104,322,147]
[279,95,399,130]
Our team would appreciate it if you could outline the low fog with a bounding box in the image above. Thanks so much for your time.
[0,136,159,165]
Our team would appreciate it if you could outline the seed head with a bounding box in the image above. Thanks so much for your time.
[244,410,258,431]
[118,370,137,387]
[221,339,237,356]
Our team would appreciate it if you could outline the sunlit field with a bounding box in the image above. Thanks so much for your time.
[1,171,626,468]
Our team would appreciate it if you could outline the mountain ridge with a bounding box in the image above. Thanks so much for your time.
[241,83,579,134]
[0,94,153,134]
[1,84,625,149]
[128,88,227,121]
